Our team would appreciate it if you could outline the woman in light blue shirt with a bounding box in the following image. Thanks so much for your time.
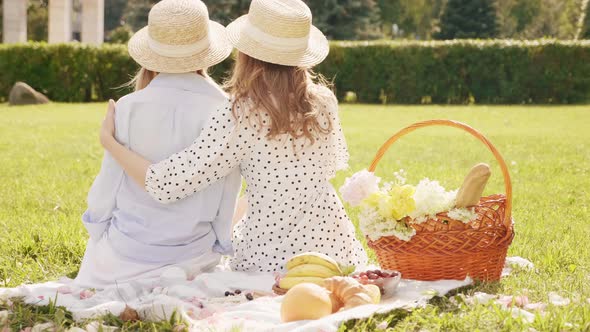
[74,0,239,288]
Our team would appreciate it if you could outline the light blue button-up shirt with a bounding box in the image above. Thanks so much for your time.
[82,72,241,264]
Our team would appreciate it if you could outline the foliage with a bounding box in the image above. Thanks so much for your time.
[6,0,589,42]
[434,0,499,39]
[27,0,49,42]
[107,24,133,44]
[2,41,590,104]
[305,0,383,40]
[387,0,446,40]
[105,0,128,33]
[204,0,249,26]
[117,0,383,40]
[496,0,541,36]
[0,103,589,330]
[122,0,160,31]
[578,0,590,39]
[0,43,234,102]
[0,0,48,41]
[521,0,580,39]
[316,39,590,104]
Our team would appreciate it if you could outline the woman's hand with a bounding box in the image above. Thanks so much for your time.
[100,99,117,149]
[96,98,151,188]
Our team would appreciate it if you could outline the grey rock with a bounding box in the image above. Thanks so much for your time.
[8,82,50,106]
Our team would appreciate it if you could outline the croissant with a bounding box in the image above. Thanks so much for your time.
[324,276,376,312]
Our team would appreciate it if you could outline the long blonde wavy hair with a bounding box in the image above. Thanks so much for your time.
[224,52,333,144]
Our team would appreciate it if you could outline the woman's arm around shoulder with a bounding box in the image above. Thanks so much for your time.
[144,99,252,203]
[100,98,252,204]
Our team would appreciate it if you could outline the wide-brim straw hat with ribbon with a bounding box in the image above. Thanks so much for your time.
[128,0,232,73]
[226,0,329,67]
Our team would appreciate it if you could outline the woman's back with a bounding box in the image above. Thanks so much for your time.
[232,87,366,271]
[85,73,240,264]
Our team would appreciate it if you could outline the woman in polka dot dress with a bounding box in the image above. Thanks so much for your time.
[99,0,368,272]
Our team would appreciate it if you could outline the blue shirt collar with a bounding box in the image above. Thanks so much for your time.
[148,72,227,98]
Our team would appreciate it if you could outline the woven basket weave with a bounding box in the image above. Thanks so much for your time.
[366,120,514,281]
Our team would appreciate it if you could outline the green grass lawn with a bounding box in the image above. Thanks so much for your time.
[0,103,589,331]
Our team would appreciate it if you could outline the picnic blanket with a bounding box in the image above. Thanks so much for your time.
[0,258,531,331]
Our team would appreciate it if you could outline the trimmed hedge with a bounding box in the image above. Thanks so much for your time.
[1,40,590,104]
[0,43,232,103]
[319,40,590,104]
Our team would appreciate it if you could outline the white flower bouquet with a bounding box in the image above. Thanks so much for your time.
[340,169,477,242]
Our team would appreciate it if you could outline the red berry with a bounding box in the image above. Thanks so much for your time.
[367,273,379,280]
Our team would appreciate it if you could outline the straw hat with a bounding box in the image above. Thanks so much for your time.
[226,0,329,67]
[128,0,232,73]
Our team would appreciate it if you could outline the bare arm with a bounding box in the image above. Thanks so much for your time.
[100,99,151,189]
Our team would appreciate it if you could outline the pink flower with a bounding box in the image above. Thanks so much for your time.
[339,170,381,206]
[79,289,95,300]
[496,295,512,306]
[497,295,529,308]
[19,328,32,332]
[514,295,529,307]
[37,296,44,300]
[57,286,73,295]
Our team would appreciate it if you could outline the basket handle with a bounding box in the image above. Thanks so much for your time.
[368,119,512,228]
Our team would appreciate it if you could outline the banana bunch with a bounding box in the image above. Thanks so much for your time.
[278,252,344,290]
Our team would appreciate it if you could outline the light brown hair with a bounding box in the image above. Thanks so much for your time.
[130,67,208,91]
[224,52,333,144]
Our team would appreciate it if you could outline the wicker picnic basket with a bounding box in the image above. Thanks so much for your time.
[366,120,514,281]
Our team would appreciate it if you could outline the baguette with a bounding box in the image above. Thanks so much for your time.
[455,163,491,208]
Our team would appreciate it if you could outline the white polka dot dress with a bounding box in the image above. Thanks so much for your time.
[145,87,368,272]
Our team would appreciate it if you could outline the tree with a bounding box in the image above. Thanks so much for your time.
[105,0,128,33]
[107,24,133,43]
[519,0,578,39]
[396,0,446,39]
[204,0,249,26]
[304,0,382,40]
[434,0,498,39]
[495,0,541,37]
[577,0,590,39]
[123,0,159,31]
[27,0,49,41]
[122,0,250,32]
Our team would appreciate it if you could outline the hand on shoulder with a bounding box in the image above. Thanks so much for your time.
[99,99,117,149]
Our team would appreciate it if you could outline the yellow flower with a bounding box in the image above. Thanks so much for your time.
[361,185,416,220]
[388,185,416,220]
[361,191,389,219]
